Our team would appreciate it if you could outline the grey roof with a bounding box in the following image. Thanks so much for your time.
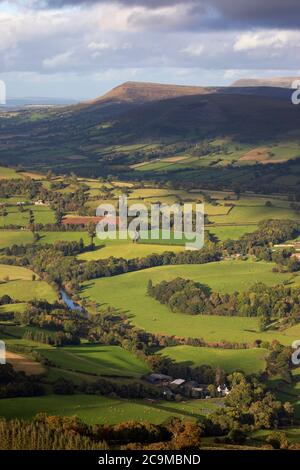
[170,379,186,386]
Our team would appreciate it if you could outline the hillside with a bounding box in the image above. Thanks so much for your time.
[108,92,300,141]
[1,81,300,193]
[232,77,300,88]
[93,81,213,104]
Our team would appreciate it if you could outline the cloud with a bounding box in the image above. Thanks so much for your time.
[181,44,204,57]
[234,32,290,51]
[1,0,300,99]
[43,50,74,69]
[5,1,300,31]
[88,41,111,51]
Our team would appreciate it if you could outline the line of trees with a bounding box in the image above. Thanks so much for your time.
[148,278,300,329]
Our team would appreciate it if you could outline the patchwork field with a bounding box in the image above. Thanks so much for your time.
[240,143,300,164]
[132,141,300,173]
[37,344,150,378]
[81,260,300,345]
[0,206,55,228]
[0,394,222,425]
[159,346,268,375]
[210,198,298,224]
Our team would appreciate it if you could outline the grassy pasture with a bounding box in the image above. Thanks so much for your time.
[0,335,53,351]
[0,280,57,302]
[210,198,297,224]
[37,231,185,260]
[0,166,20,179]
[208,225,257,241]
[240,143,300,164]
[133,161,172,171]
[0,394,222,425]
[128,188,175,199]
[38,231,97,246]
[0,264,39,281]
[81,260,300,345]
[0,230,34,248]
[44,367,102,386]
[0,206,55,227]
[37,232,184,260]
[78,240,184,261]
[37,345,150,378]
[0,303,27,315]
[159,346,268,375]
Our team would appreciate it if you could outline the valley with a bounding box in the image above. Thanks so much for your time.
[1,81,300,451]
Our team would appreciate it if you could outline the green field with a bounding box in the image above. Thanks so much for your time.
[128,188,175,199]
[38,232,95,245]
[78,240,183,261]
[0,166,20,179]
[133,142,300,173]
[0,302,27,315]
[0,264,39,281]
[0,206,55,228]
[37,344,150,378]
[0,230,34,249]
[36,232,184,260]
[160,346,268,375]
[0,280,57,302]
[208,225,257,241]
[210,198,297,224]
[0,394,222,425]
[81,260,300,345]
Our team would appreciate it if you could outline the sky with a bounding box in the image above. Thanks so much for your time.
[0,0,300,100]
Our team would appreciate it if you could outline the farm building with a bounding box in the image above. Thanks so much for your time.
[217,384,230,397]
[34,200,48,206]
[170,378,186,387]
[145,373,172,385]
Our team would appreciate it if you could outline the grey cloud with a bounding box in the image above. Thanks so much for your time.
[6,0,300,30]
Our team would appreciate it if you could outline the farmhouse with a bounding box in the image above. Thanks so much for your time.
[217,384,230,397]
[34,200,48,206]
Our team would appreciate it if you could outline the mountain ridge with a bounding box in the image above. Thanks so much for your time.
[232,77,300,88]
[93,81,214,103]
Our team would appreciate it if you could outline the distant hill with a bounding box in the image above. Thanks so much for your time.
[232,77,300,88]
[91,81,213,104]
[81,80,292,108]
[72,81,293,122]
[1,97,78,111]
[1,80,300,189]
